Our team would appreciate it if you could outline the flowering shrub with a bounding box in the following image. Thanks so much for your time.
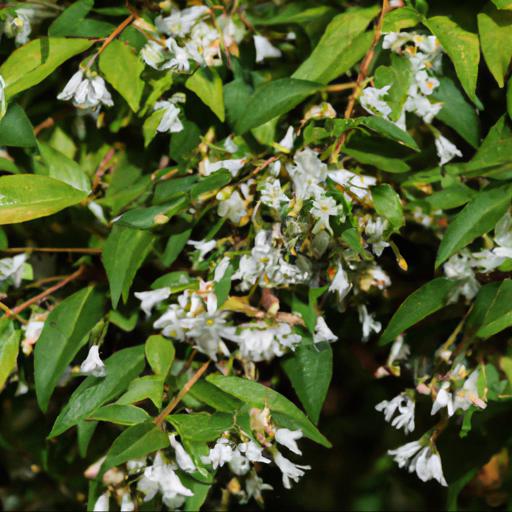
[1,0,512,510]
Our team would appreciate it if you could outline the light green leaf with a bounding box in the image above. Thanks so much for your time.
[185,67,225,121]
[281,338,332,424]
[101,421,169,474]
[0,38,95,100]
[143,109,165,147]
[49,345,146,437]
[371,184,404,229]
[292,6,379,84]
[0,320,20,392]
[492,0,512,8]
[435,185,512,267]
[478,3,512,88]
[207,374,331,447]
[508,78,512,120]
[87,404,151,425]
[432,77,480,148]
[117,375,164,408]
[102,225,155,308]
[477,280,512,338]
[34,287,105,412]
[425,16,480,105]
[99,39,145,112]
[38,142,90,193]
[48,0,94,36]
[145,335,175,377]
[0,104,36,147]
[235,78,322,134]
[187,380,243,413]
[379,278,459,345]
[168,412,234,442]
[424,184,478,210]
[382,6,421,32]
[0,174,87,225]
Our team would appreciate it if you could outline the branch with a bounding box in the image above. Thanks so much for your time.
[331,0,390,163]
[154,361,210,427]
[1,247,102,255]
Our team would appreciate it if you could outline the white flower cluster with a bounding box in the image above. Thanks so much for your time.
[360,31,463,166]
[57,69,113,111]
[1,3,54,46]
[0,253,28,288]
[375,392,415,433]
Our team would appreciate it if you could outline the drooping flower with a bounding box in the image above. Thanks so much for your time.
[153,100,184,133]
[435,134,462,166]
[275,428,304,455]
[273,452,311,489]
[93,492,110,512]
[313,317,338,344]
[204,158,245,177]
[80,345,106,377]
[156,6,209,37]
[254,35,282,62]
[358,305,381,341]
[241,471,273,504]
[310,195,341,235]
[277,126,295,151]
[359,85,392,118]
[329,265,351,301]
[0,253,28,288]
[375,393,415,433]
[57,69,113,110]
[169,434,196,473]
[135,287,171,317]
[201,438,233,469]
[187,239,216,261]
[260,178,289,209]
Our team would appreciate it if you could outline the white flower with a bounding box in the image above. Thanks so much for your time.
[93,492,110,512]
[376,393,415,433]
[388,440,423,468]
[80,345,106,377]
[228,448,251,475]
[21,315,45,355]
[223,136,238,153]
[415,70,440,96]
[169,434,196,473]
[443,251,480,302]
[278,126,295,151]
[328,169,376,201]
[57,70,113,109]
[388,335,410,365]
[214,256,231,282]
[286,148,328,201]
[313,317,338,344]
[204,158,245,177]
[4,12,32,45]
[365,217,390,256]
[0,253,27,288]
[138,452,193,505]
[358,305,381,341]
[405,92,442,123]
[260,178,289,209]
[120,493,135,512]
[201,438,233,469]
[242,471,273,504]
[140,40,168,70]
[156,6,208,37]
[126,458,146,474]
[154,305,187,340]
[273,452,311,489]
[431,382,455,416]
[187,239,216,260]
[329,265,351,301]
[0,75,6,120]
[453,369,487,411]
[359,85,392,118]
[275,428,303,455]
[153,100,183,133]
[135,287,171,317]
[435,135,462,166]
[254,35,282,62]
[310,194,341,235]
[217,190,248,224]
[238,441,271,463]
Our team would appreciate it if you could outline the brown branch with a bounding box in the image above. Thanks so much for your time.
[154,361,210,427]
[92,148,116,192]
[3,266,86,320]
[325,81,358,93]
[331,0,390,163]
[1,247,102,255]
[97,15,135,56]
[34,117,55,136]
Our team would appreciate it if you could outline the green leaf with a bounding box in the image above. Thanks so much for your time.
[48,0,94,37]
[145,335,174,377]
[508,78,512,120]
[374,55,413,122]
[371,184,404,229]
[492,0,512,8]
[167,412,234,442]
[99,39,145,112]
[101,421,169,473]
[224,78,253,129]
[379,278,458,345]
[357,116,419,151]
[281,338,332,424]
[292,6,379,84]
[207,374,331,447]
[0,320,20,392]
[425,16,480,105]
[0,104,36,147]
[49,345,146,438]
[102,225,155,308]
[185,67,225,121]
[478,3,512,87]
[235,78,322,134]
[424,184,477,210]
[466,282,501,334]
[183,479,211,512]
[382,6,421,32]
[116,198,188,230]
[187,380,243,413]
[213,264,234,307]
[435,185,512,267]
[87,404,151,425]
[0,38,95,100]
[432,77,480,148]
[0,174,87,225]
[34,287,105,412]
[117,375,164,408]
[77,420,97,457]
[38,142,90,193]
[477,280,512,338]
[143,109,165,147]
[162,221,193,267]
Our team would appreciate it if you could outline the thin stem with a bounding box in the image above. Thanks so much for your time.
[154,361,210,427]
[92,148,116,192]
[1,247,102,255]
[331,0,389,163]
[0,301,27,324]
[324,81,358,93]
[3,266,86,320]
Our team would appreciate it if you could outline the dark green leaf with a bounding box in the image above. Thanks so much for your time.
[0,104,36,147]
[167,412,234,442]
[87,404,151,425]
[372,184,404,229]
[185,67,225,121]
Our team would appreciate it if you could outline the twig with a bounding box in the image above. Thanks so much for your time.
[3,266,86,320]
[1,247,102,255]
[178,349,198,377]
[97,15,135,56]
[92,148,116,192]
[0,301,27,324]
[34,117,55,136]
[154,361,210,427]
[325,82,358,93]
[331,0,390,163]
